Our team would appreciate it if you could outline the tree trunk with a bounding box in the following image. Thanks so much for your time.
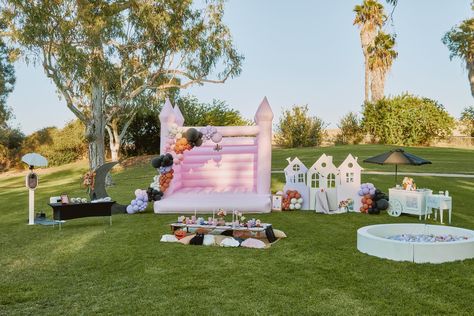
[364,53,370,102]
[370,68,386,102]
[360,26,377,103]
[468,61,474,99]
[106,120,121,162]
[85,82,106,171]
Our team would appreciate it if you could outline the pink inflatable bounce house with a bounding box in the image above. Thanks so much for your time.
[154,97,273,214]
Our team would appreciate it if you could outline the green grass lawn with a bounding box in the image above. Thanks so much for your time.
[1,145,473,315]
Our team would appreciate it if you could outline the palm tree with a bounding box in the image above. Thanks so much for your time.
[368,31,398,101]
[353,0,386,102]
[443,18,474,99]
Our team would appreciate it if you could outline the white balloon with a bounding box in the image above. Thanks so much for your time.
[289,204,295,210]
[295,203,301,209]
[298,198,303,203]
[211,132,223,143]
[290,198,297,204]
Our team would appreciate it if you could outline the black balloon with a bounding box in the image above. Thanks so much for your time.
[151,156,162,168]
[376,199,389,210]
[185,128,200,142]
[195,138,203,147]
[372,208,380,214]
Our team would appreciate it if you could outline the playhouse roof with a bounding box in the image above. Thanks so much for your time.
[284,157,308,175]
[308,153,338,175]
[338,154,363,171]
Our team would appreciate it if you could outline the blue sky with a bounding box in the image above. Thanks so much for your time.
[7,0,473,134]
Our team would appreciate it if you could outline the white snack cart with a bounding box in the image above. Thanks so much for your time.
[388,188,433,219]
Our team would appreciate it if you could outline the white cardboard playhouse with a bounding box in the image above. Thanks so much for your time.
[284,154,363,212]
[154,98,274,214]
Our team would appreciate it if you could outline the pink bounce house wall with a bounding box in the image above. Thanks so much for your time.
[154,98,273,214]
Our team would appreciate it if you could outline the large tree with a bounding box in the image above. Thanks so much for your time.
[0,24,15,127]
[353,0,386,102]
[443,18,474,99]
[1,0,242,169]
[368,31,397,101]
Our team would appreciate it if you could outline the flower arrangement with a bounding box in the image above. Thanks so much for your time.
[402,177,416,191]
[339,198,354,212]
[82,171,96,194]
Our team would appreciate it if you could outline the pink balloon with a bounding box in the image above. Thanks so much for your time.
[170,144,175,150]
[173,158,180,165]
[177,154,184,160]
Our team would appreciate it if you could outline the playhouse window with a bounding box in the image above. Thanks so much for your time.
[298,173,305,183]
[346,172,354,183]
[311,173,320,188]
[293,164,300,172]
[327,173,336,188]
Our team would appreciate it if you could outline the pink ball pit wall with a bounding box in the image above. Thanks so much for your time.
[154,98,273,214]
[357,224,474,264]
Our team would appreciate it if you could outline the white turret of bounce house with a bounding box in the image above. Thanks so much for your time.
[154,97,273,214]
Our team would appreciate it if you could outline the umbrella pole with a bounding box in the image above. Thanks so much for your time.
[395,165,398,185]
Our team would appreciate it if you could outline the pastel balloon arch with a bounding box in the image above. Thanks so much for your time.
[154,97,274,214]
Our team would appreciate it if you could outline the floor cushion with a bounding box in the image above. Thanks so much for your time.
[273,229,287,238]
[160,234,178,243]
[178,234,195,245]
[203,235,215,246]
[241,238,266,249]
[220,237,240,247]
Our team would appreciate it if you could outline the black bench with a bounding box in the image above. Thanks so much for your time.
[48,201,115,228]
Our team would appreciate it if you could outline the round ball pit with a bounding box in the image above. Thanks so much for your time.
[357,224,474,264]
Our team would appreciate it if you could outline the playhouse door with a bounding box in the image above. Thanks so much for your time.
[326,188,338,211]
[308,173,320,210]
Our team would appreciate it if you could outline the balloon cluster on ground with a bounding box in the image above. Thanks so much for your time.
[358,183,389,214]
[282,190,303,210]
[126,189,149,214]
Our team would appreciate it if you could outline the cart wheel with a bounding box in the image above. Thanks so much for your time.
[388,199,402,217]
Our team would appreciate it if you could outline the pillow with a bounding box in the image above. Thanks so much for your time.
[190,234,205,245]
[241,238,266,249]
[160,234,178,243]
[213,235,227,245]
[220,237,240,247]
[178,234,195,245]
[273,229,287,238]
[203,235,215,246]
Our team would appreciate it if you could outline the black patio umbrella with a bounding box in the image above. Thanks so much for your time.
[363,149,432,184]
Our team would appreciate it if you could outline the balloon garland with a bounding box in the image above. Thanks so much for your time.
[357,183,389,214]
[144,125,223,204]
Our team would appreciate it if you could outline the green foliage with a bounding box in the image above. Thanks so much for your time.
[368,32,397,72]
[0,126,24,171]
[460,105,474,137]
[442,18,474,64]
[22,120,87,167]
[176,95,250,127]
[275,105,327,148]
[336,112,365,145]
[362,94,455,145]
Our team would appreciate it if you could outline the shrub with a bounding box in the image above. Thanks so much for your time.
[22,120,87,166]
[0,126,24,171]
[460,105,474,137]
[275,105,327,148]
[362,94,455,145]
[336,112,364,145]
